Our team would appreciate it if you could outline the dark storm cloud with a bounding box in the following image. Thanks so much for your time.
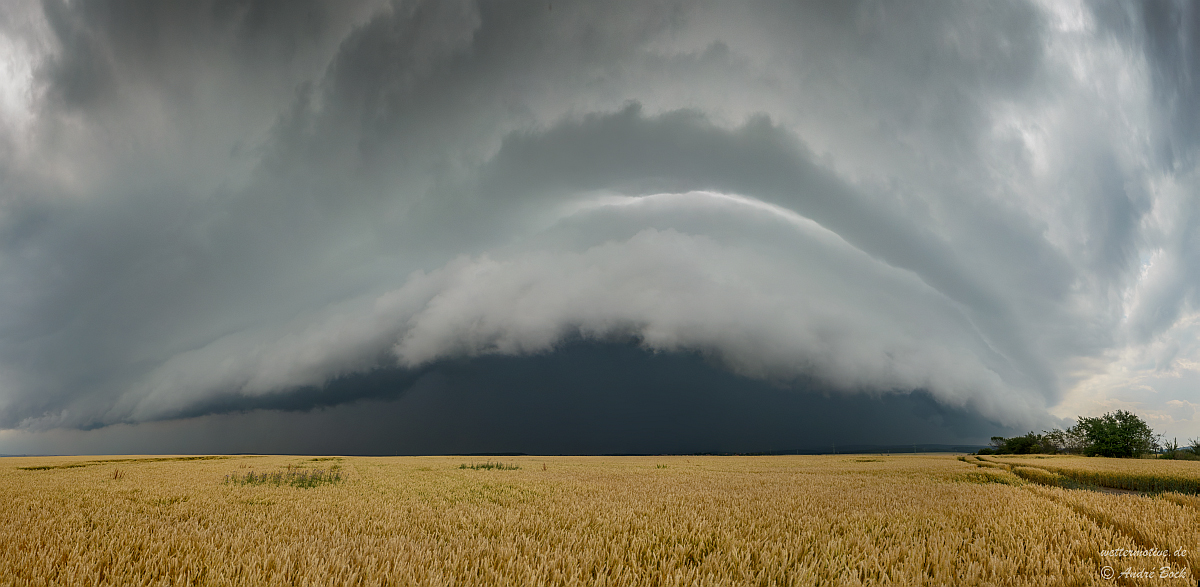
[1139,0,1200,165]
[1,342,1020,456]
[1086,0,1200,359]
[1,0,1199,452]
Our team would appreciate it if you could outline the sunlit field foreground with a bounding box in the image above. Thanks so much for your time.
[3,454,1199,585]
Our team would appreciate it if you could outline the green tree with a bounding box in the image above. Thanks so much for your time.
[1043,426,1087,454]
[1076,410,1158,458]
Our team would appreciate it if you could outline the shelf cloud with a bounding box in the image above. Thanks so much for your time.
[0,0,1198,452]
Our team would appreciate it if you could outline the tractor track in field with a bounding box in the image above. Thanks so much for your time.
[1024,484,1191,581]
[959,455,1193,585]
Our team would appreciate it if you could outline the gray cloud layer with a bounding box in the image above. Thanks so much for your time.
[1,0,1199,450]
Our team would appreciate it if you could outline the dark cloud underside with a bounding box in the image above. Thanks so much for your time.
[3,342,1014,455]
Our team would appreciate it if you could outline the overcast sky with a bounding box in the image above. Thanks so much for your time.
[0,0,1197,455]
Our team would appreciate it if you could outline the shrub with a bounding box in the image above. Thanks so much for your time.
[989,432,1058,455]
[1159,450,1200,461]
[224,467,342,488]
[459,461,520,471]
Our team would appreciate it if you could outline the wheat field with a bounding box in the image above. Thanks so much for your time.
[979,454,1200,494]
[1,454,1197,585]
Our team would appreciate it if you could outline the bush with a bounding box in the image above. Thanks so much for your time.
[1159,451,1200,461]
[224,467,342,488]
[989,432,1058,455]
[459,461,520,471]
[1159,439,1200,461]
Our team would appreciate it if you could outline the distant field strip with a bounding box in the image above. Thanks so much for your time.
[2,454,1197,585]
[16,455,238,471]
[969,454,1200,494]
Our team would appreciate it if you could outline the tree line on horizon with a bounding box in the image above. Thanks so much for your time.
[977,409,1199,459]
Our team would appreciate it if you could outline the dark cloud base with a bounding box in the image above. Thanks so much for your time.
[18,342,1017,455]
